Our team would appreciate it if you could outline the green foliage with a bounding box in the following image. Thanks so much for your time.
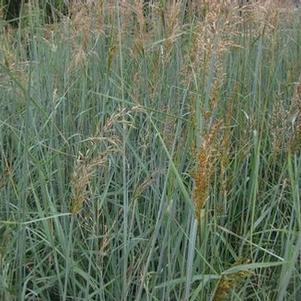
[0,1,301,300]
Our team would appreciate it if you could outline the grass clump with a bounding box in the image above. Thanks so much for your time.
[0,1,301,300]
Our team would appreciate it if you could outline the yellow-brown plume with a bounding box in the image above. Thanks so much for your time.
[212,259,252,301]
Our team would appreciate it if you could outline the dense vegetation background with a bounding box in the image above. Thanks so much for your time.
[0,1,301,300]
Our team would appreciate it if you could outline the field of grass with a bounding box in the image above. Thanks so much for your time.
[0,1,301,300]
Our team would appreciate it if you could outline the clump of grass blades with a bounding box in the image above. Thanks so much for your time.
[0,1,301,300]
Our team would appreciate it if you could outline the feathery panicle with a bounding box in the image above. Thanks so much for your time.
[271,75,301,154]
[162,1,181,62]
[69,1,104,69]
[70,151,108,215]
[183,1,241,88]
[219,97,235,198]
[212,259,252,301]
[70,107,138,214]
[271,100,290,154]
[193,120,222,221]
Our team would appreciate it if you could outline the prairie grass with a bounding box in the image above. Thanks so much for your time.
[0,1,301,300]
